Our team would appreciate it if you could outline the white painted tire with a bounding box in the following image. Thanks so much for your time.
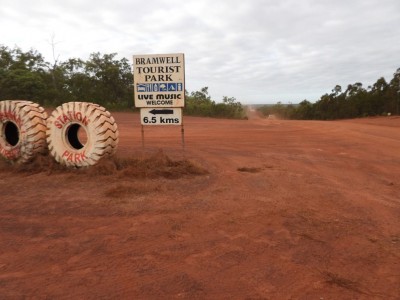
[46,102,119,167]
[0,100,48,164]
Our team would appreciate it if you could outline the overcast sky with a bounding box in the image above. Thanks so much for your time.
[1,0,399,104]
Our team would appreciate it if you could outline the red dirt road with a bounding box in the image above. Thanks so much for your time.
[1,112,399,299]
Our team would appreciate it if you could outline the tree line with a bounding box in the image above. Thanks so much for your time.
[185,87,245,119]
[258,69,400,120]
[0,45,245,119]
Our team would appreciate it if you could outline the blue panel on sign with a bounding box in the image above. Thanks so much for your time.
[137,82,183,93]
[167,83,177,91]
[137,84,146,92]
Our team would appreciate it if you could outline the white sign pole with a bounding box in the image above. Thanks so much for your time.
[181,122,185,154]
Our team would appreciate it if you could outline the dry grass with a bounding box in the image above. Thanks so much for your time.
[104,182,162,198]
[0,150,209,179]
[113,151,208,179]
[237,167,262,173]
[0,154,65,174]
[323,271,361,292]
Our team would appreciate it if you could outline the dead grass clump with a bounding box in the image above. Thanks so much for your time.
[0,157,11,172]
[1,150,208,179]
[112,151,208,179]
[104,182,160,198]
[237,167,262,173]
[0,154,71,175]
[323,271,360,292]
[81,157,118,176]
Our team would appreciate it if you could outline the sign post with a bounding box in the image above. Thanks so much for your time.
[133,53,185,150]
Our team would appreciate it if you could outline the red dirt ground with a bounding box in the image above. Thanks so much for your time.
[1,112,399,299]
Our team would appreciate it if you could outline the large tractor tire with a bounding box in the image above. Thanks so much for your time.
[46,102,119,168]
[0,100,48,164]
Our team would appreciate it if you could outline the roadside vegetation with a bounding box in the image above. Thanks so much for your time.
[0,45,245,119]
[184,87,246,119]
[258,69,400,120]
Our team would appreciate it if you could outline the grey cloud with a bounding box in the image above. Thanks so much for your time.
[0,0,399,103]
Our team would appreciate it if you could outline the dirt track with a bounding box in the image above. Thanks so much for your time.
[1,112,399,299]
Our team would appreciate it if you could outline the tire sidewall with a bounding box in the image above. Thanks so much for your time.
[0,114,24,161]
[0,101,36,163]
[48,105,95,166]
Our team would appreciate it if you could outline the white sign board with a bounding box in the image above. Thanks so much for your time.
[140,108,182,125]
[133,53,185,108]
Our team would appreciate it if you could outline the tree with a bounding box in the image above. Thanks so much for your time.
[332,84,342,96]
[296,100,314,119]
[59,58,90,103]
[0,46,47,104]
[184,87,246,119]
[84,52,133,108]
[0,46,135,109]
[190,87,211,103]
[220,96,245,118]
